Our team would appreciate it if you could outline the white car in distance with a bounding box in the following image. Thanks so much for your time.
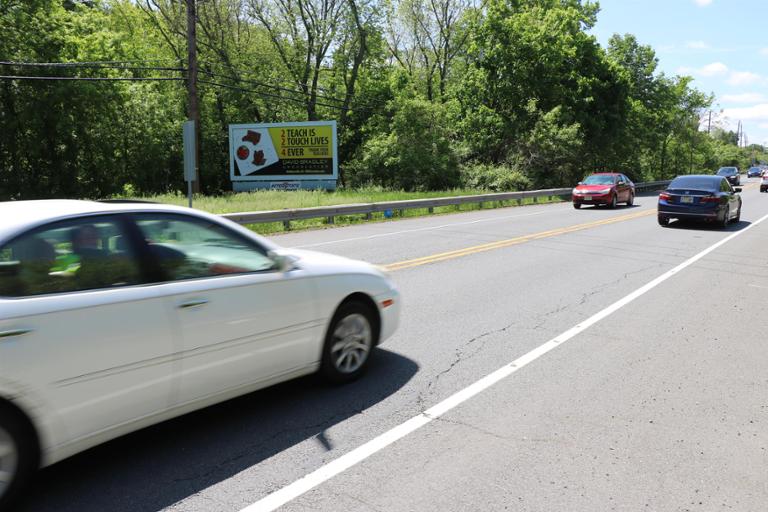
[0,200,400,507]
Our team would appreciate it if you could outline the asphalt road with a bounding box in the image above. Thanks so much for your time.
[18,180,768,512]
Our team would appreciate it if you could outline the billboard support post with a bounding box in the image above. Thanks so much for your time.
[183,120,196,208]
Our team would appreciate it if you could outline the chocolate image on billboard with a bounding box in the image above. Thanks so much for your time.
[241,130,261,145]
[236,145,250,161]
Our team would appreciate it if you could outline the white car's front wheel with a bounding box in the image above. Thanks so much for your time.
[321,302,376,383]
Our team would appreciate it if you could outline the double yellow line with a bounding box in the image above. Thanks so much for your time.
[384,209,654,271]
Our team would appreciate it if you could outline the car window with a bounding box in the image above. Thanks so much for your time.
[0,217,142,297]
[720,179,731,192]
[668,176,717,191]
[582,175,615,185]
[133,214,276,281]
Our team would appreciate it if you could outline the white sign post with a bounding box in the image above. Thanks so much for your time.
[183,120,196,207]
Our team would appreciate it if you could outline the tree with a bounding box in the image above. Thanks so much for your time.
[384,0,474,101]
[347,93,460,190]
[458,0,626,173]
[247,0,348,120]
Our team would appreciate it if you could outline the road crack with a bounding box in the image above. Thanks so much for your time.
[433,416,511,442]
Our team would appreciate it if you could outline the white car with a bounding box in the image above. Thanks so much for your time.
[0,200,399,507]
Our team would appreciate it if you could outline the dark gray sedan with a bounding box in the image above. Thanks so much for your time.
[716,167,741,186]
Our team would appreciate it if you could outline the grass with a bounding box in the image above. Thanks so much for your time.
[123,187,566,235]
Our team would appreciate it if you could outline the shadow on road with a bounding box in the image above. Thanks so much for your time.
[664,219,752,232]
[19,349,418,512]
[572,203,644,212]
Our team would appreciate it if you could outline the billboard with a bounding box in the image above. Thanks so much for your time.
[229,121,337,191]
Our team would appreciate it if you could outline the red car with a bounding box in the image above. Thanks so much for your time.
[572,173,635,209]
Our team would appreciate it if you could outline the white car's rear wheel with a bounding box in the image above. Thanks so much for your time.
[321,302,375,383]
[0,409,35,510]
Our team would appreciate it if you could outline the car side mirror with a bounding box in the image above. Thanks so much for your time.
[577,181,583,185]
[268,251,297,272]
[734,187,742,193]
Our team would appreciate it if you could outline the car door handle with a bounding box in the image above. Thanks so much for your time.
[178,299,209,309]
[0,328,33,339]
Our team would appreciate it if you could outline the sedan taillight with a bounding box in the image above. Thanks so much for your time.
[659,192,671,201]
[700,195,719,203]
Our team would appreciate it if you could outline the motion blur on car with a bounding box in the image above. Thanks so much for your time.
[657,175,742,227]
[761,173,768,192]
[571,173,635,209]
[747,166,763,178]
[0,200,400,508]
[716,166,741,186]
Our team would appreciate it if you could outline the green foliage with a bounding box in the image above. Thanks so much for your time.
[347,96,460,190]
[459,162,530,191]
[0,0,185,199]
[0,0,749,201]
[459,0,627,175]
[511,105,585,188]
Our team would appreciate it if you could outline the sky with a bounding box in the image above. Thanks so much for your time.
[589,0,768,147]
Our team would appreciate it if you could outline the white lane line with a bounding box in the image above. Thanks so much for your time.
[241,213,768,512]
[288,209,554,248]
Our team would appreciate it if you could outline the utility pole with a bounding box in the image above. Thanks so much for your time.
[186,0,200,193]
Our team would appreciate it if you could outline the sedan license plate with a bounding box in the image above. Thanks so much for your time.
[681,196,694,204]
[584,195,592,200]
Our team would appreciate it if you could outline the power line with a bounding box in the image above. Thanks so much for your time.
[198,66,385,114]
[0,67,374,114]
[0,74,365,112]
[0,59,182,66]
[0,75,185,82]
[211,64,349,98]
[0,61,185,72]
[198,69,346,105]
[1,60,348,102]
[198,79,363,112]
[0,58,352,96]
[0,60,376,113]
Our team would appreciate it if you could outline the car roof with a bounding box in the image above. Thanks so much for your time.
[670,175,722,185]
[673,174,720,179]
[588,172,621,176]
[0,200,277,250]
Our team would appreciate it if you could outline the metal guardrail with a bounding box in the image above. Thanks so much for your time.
[221,181,671,229]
